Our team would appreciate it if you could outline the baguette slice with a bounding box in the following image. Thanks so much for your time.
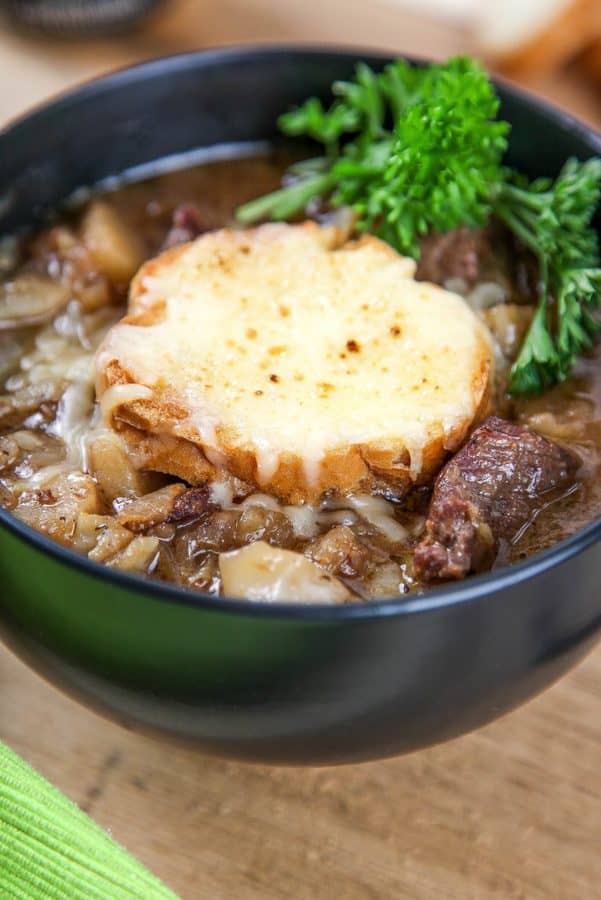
[476,0,601,79]
[95,222,492,504]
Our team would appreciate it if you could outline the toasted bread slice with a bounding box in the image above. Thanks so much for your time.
[476,0,601,79]
[95,222,492,503]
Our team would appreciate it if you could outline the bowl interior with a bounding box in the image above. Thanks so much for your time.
[1,45,601,618]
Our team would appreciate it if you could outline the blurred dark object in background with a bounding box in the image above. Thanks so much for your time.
[0,0,166,35]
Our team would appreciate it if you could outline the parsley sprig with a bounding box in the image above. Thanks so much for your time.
[236,57,601,395]
[495,160,601,392]
[237,57,505,248]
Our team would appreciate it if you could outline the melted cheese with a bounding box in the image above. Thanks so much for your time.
[100,382,153,423]
[340,494,408,543]
[97,223,492,500]
[211,478,410,544]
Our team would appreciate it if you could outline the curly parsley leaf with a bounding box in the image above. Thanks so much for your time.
[495,158,601,393]
[348,57,509,255]
[238,56,506,248]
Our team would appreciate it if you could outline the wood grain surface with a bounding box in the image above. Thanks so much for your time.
[1,3,600,898]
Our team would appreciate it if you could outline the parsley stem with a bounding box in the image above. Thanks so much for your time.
[493,201,539,257]
[235,173,335,225]
[498,182,545,211]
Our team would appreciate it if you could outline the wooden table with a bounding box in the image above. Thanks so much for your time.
[1,3,600,897]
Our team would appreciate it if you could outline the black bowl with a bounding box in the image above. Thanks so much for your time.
[1,47,601,765]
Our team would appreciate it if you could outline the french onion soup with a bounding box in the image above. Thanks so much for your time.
[1,57,601,603]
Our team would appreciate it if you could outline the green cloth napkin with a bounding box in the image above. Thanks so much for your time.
[0,741,178,899]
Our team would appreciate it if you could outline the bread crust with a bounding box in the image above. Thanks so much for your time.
[483,0,601,79]
[96,224,493,504]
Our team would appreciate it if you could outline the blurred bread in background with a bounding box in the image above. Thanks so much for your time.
[580,37,601,83]
[474,0,601,82]
[391,0,601,93]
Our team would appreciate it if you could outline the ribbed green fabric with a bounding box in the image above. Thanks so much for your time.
[0,742,179,899]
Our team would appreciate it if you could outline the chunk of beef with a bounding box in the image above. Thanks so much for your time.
[167,484,215,523]
[416,222,537,303]
[416,226,495,289]
[413,417,579,582]
[161,204,207,250]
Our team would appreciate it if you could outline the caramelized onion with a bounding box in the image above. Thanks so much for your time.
[220,541,351,603]
[116,484,186,531]
[107,535,160,573]
[80,201,145,283]
[0,274,69,330]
